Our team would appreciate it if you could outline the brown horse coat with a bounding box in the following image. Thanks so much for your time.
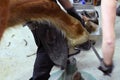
[0,0,89,46]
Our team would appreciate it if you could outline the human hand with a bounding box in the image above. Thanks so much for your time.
[66,7,85,27]
[98,60,114,76]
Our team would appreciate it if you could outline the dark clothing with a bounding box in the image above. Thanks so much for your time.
[32,48,54,80]
[29,22,55,80]
[27,20,68,80]
[28,21,68,68]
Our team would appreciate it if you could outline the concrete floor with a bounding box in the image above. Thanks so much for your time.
[0,4,120,80]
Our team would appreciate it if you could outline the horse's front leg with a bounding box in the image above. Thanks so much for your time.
[0,0,10,40]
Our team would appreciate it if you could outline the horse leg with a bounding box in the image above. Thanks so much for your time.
[0,0,10,40]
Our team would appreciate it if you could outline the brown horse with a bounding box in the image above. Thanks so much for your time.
[0,0,10,40]
[0,0,90,46]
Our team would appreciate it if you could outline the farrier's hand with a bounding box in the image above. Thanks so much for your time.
[98,60,114,76]
[66,7,85,27]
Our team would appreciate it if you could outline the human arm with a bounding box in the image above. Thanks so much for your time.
[99,0,117,75]
[57,0,85,26]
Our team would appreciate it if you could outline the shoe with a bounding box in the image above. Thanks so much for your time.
[116,5,120,16]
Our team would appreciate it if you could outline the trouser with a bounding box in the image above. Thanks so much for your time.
[27,20,68,80]
[30,48,55,80]
[29,26,55,80]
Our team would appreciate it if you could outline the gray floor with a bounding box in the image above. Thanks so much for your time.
[0,4,120,80]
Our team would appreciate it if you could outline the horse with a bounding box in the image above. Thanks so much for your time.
[0,0,92,47]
